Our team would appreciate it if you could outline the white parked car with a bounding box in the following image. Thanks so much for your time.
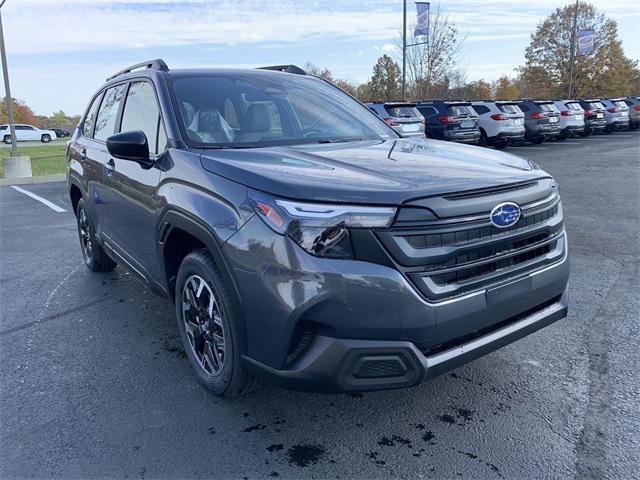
[0,124,57,144]
[471,100,525,149]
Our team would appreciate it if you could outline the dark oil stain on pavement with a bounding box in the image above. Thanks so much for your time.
[243,423,267,432]
[287,444,326,467]
[378,435,413,448]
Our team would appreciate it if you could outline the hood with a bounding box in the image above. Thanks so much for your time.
[200,138,550,205]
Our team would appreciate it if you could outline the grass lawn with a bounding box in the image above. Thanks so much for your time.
[0,142,68,177]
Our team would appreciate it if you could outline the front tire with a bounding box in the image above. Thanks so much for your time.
[175,249,261,397]
[3,135,11,144]
[41,134,52,143]
[76,198,117,272]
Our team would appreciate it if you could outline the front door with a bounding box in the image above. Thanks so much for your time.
[101,80,165,284]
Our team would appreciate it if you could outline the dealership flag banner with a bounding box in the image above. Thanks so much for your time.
[578,29,595,54]
[414,2,430,36]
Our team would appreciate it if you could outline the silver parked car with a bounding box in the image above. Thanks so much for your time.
[553,100,585,140]
[601,98,630,133]
[623,96,640,130]
[365,102,425,138]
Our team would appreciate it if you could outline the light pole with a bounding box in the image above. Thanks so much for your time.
[0,0,17,156]
[0,0,31,179]
[402,0,407,101]
[567,0,579,98]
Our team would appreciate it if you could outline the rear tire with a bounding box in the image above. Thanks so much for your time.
[3,135,11,144]
[175,249,262,398]
[41,134,52,143]
[76,198,117,272]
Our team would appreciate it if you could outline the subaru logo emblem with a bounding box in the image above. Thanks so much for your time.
[490,202,521,228]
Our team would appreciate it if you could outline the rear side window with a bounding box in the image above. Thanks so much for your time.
[82,94,102,138]
[120,81,166,155]
[497,104,522,114]
[94,84,127,141]
[472,105,490,115]
[519,104,530,112]
[384,106,419,118]
[0,126,6,131]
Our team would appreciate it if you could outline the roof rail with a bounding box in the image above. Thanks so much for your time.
[106,59,169,81]
[257,65,306,75]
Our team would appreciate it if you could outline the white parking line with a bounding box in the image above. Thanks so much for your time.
[10,186,66,213]
[516,147,549,150]
[559,142,581,145]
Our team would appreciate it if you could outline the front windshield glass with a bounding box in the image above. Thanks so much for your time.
[171,73,396,147]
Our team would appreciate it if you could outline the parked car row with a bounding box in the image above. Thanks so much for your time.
[365,96,639,149]
[0,124,72,144]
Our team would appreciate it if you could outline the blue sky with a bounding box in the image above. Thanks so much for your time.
[2,0,639,115]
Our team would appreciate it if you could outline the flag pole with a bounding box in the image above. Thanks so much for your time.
[402,0,407,101]
[567,0,579,98]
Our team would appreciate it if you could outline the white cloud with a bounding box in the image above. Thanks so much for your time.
[381,43,398,53]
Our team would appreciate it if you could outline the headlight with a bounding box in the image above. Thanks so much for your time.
[248,190,396,259]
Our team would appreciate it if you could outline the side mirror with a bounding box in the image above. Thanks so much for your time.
[106,130,153,168]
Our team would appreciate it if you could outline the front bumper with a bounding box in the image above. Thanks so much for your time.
[244,287,568,393]
[225,214,570,393]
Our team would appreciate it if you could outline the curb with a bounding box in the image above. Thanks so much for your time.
[0,173,66,187]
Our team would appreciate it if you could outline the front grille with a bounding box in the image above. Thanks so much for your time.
[376,193,566,302]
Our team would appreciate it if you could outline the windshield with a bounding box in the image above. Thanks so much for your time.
[171,73,396,147]
[497,103,522,114]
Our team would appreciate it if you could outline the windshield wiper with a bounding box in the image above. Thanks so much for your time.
[315,137,364,144]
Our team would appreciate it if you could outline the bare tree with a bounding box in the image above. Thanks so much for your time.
[394,5,465,99]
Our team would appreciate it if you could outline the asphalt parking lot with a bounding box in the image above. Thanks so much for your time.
[1,132,639,480]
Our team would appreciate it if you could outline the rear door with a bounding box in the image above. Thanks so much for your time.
[70,91,107,232]
[101,80,165,283]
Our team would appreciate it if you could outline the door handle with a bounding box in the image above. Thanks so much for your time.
[80,149,86,161]
[105,158,115,176]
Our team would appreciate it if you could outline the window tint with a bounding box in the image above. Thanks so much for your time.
[120,81,165,154]
[417,106,437,116]
[449,105,475,116]
[497,103,522,114]
[519,103,529,112]
[472,105,490,115]
[384,105,419,118]
[83,93,102,138]
[0,125,6,130]
[538,103,558,112]
[94,84,126,141]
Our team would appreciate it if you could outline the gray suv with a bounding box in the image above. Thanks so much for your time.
[518,99,562,143]
[67,60,569,396]
[365,101,425,137]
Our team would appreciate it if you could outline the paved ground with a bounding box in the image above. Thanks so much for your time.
[1,132,638,480]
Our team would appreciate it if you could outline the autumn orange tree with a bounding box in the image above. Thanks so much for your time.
[0,97,37,125]
[517,2,638,98]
